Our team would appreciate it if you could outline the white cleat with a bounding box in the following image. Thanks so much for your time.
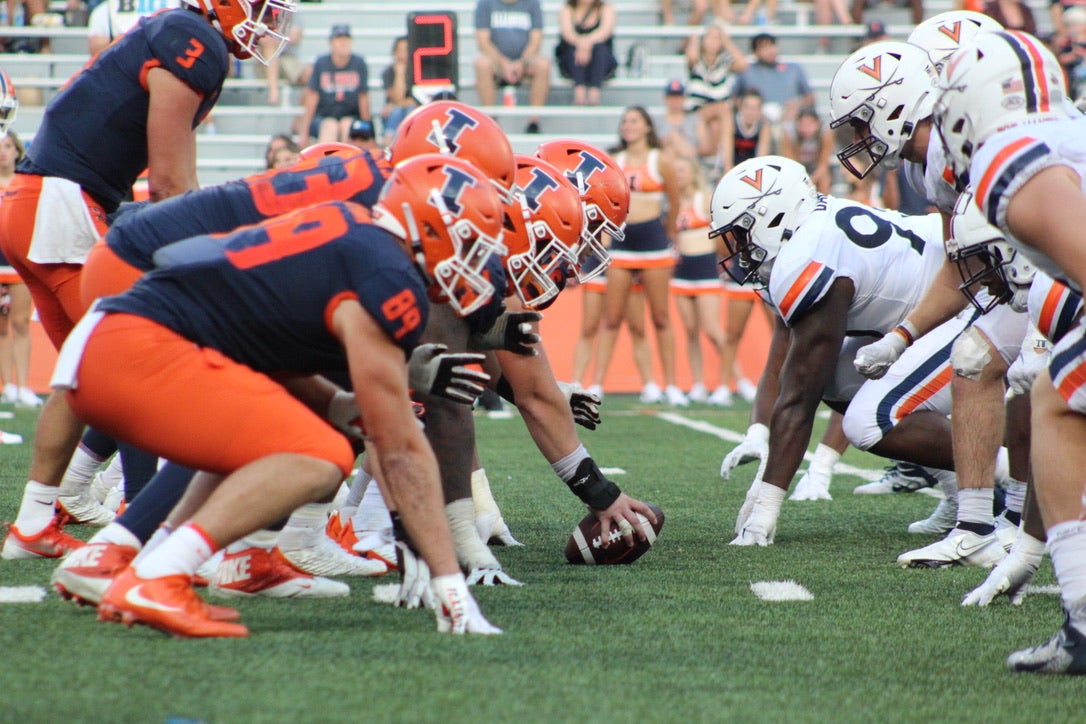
[664,384,690,407]
[994,511,1019,552]
[279,533,387,577]
[736,378,758,404]
[639,381,663,404]
[56,490,115,526]
[707,385,733,407]
[854,462,939,495]
[897,528,1007,568]
[907,497,959,535]
[687,382,708,403]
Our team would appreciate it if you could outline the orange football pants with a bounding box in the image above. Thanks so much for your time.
[67,313,356,477]
[0,174,109,349]
[80,241,143,309]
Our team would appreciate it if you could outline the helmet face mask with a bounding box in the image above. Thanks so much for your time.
[946,190,1034,313]
[709,211,768,286]
[831,106,893,179]
[0,71,17,136]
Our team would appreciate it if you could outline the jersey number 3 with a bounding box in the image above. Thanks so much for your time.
[176,38,205,69]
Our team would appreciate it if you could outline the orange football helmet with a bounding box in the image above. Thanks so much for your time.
[299,142,359,162]
[534,140,629,282]
[183,0,297,64]
[372,154,507,317]
[505,156,584,308]
[389,101,515,202]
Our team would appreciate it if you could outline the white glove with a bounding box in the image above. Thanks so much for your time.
[466,567,524,586]
[789,444,839,501]
[854,331,908,379]
[394,541,434,610]
[556,381,602,430]
[431,573,503,634]
[408,343,491,404]
[731,481,779,546]
[327,390,365,441]
[1007,328,1050,397]
[468,310,542,356]
[720,423,769,480]
[962,531,1045,607]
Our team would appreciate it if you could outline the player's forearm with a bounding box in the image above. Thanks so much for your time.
[750,321,788,425]
[499,348,580,462]
[763,395,818,488]
[903,258,968,337]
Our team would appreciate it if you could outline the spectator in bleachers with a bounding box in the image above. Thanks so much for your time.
[298,23,371,146]
[263,133,298,169]
[556,0,617,106]
[719,88,770,173]
[660,0,710,25]
[87,0,178,57]
[379,36,418,144]
[2,0,47,52]
[851,0,922,27]
[258,10,306,106]
[346,118,380,151]
[983,0,1036,34]
[269,143,300,169]
[780,107,834,193]
[0,128,38,413]
[1050,0,1086,37]
[655,79,699,160]
[720,0,780,25]
[474,0,550,132]
[1057,7,1086,99]
[732,33,813,128]
[685,20,747,160]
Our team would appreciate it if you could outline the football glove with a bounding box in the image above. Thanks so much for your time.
[394,540,434,610]
[720,423,769,480]
[327,390,365,441]
[431,573,503,634]
[556,381,602,430]
[408,343,490,404]
[962,532,1045,607]
[1007,327,1050,397]
[854,332,908,379]
[466,567,523,586]
[468,310,542,356]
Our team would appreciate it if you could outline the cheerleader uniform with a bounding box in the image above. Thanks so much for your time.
[612,148,674,270]
[670,190,721,296]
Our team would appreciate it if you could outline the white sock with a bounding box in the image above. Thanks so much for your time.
[277,502,330,551]
[353,477,391,534]
[471,468,497,514]
[809,444,841,479]
[956,488,994,527]
[131,525,171,566]
[88,522,141,550]
[930,468,959,501]
[1047,520,1086,615]
[1003,478,1027,515]
[14,481,59,535]
[58,446,106,497]
[339,467,372,521]
[134,523,217,579]
[96,454,125,493]
[228,528,277,554]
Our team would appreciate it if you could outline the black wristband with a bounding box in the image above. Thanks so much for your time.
[494,375,517,405]
[390,512,417,554]
[565,457,621,510]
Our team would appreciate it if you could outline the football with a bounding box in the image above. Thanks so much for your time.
[564,503,665,565]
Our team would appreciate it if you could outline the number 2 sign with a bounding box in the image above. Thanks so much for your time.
[407,11,459,99]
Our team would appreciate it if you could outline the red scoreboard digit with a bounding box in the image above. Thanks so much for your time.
[406,11,459,99]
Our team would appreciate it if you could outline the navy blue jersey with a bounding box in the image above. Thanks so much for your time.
[107,150,392,270]
[98,201,428,375]
[19,8,229,211]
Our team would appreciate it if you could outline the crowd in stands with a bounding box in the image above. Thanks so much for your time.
[5,0,1086,405]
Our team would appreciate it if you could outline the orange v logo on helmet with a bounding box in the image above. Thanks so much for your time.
[857,56,882,81]
[938,22,962,43]
[740,169,763,190]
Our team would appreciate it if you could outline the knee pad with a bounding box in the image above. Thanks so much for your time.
[950,326,993,381]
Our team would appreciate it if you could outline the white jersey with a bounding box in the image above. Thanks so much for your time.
[969,116,1086,292]
[767,195,944,333]
[902,140,960,214]
[1027,270,1083,344]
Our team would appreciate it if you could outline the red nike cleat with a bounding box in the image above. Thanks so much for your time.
[2,517,85,560]
[51,542,137,606]
[98,568,248,638]
[209,546,349,598]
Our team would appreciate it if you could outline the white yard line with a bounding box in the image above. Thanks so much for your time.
[655,412,884,482]
[0,586,47,603]
[750,580,813,601]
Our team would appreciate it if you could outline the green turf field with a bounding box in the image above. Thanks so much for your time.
[2,398,1084,723]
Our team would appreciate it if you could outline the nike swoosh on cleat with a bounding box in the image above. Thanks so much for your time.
[125,584,185,613]
[954,537,990,558]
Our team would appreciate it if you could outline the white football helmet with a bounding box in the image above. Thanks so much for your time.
[935,30,1069,189]
[0,70,16,136]
[907,10,1003,70]
[709,156,818,287]
[946,189,1035,313]
[829,41,939,178]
